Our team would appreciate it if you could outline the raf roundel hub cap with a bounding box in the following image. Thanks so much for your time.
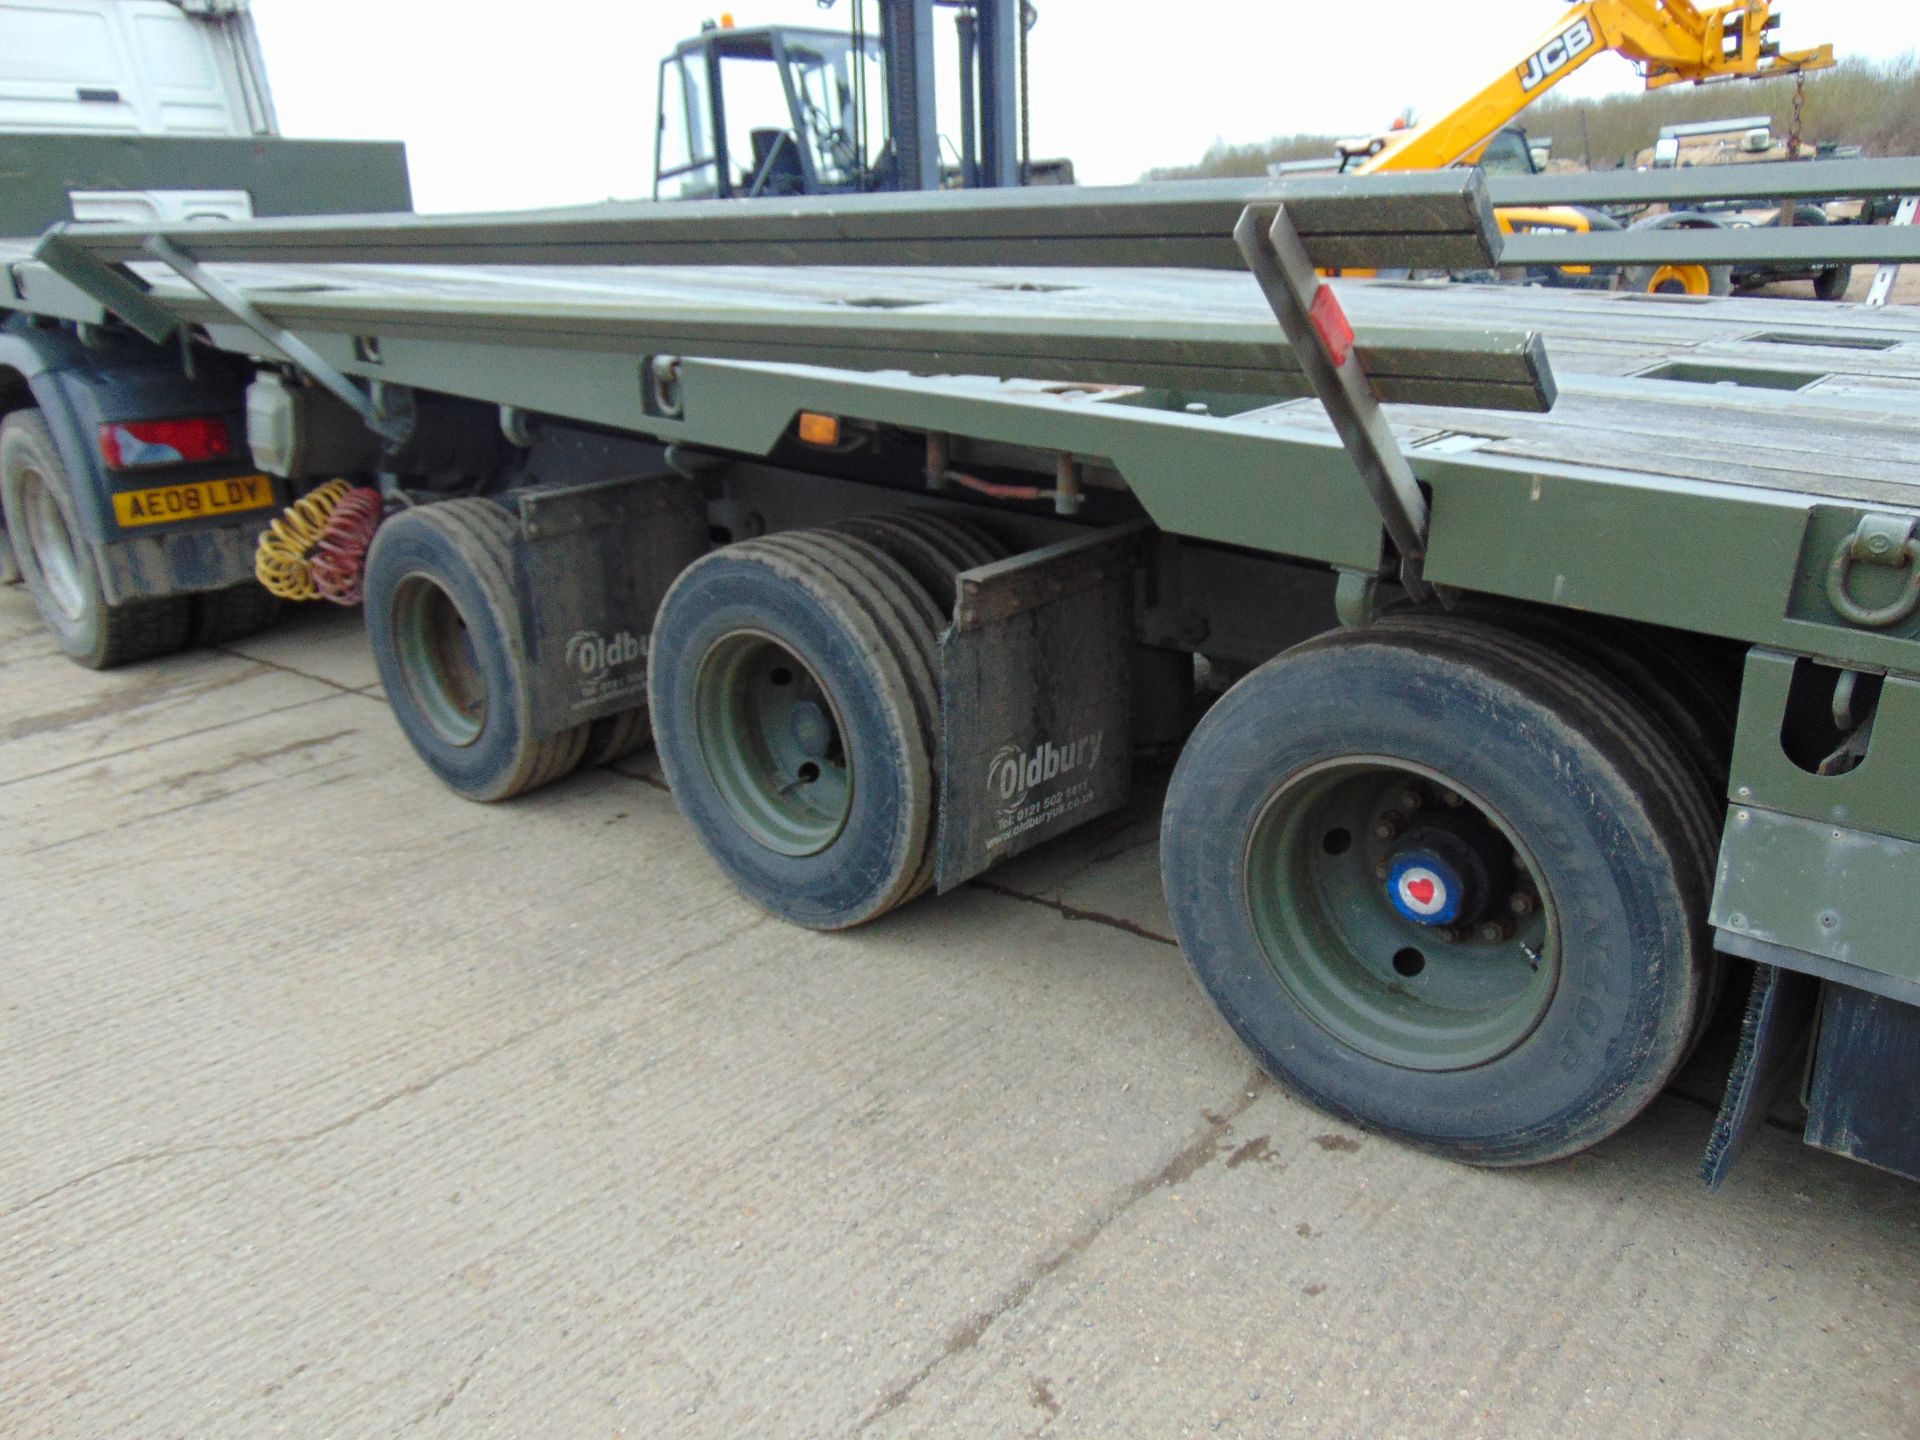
[1387,852,1465,926]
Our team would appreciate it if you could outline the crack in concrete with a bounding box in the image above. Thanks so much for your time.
[967,878,1176,947]
[142,730,359,794]
[0,690,355,792]
[2,665,259,743]
[406,1347,488,1429]
[212,644,378,698]
[5,913,776,1218]
[22,775,281,856]
[854,1071,1271,1433]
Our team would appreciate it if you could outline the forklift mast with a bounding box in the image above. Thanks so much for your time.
[653,1,1032,201]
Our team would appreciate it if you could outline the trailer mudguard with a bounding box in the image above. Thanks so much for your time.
[935,523,1143,890]
[1803,983,1920,1182]
[507,472,711,740]
[0,315,269,600]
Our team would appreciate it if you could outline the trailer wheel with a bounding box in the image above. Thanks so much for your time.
[1813,265,1853,302]
[190,582,284,647]
[648,529,939,928]
[833,510,1009,613]
[578,705,652,769]
[363,497,585,801]
[1161,618,1716,1166]
[0,409,190,668]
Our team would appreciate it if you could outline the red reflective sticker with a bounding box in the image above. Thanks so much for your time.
[1308,284,1355,368]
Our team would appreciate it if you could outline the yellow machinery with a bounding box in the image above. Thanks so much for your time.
[1345,1,1834,293]
[1355,0,1832,175]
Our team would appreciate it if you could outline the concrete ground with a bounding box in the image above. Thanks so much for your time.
[2,588,1916,1440]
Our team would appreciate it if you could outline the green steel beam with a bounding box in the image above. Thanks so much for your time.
[1488,156,1920,208]
[33,171,1504,273]
[1503,224,1920,268]
[129,278,1560,413]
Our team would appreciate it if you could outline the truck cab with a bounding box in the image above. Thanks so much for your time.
[1,0,276,224]
[653,23,886,201]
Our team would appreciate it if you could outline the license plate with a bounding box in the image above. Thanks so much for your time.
[112,474,276,529]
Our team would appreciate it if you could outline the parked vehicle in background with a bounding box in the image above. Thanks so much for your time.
[0,0,408,621]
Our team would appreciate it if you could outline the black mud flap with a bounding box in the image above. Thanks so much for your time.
[1802,982,1920,1183]
[935,523,1144,893]
[1701,963,1818,1191]
[508,472,708,739]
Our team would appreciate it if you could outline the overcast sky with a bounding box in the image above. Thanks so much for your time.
[248,0,1912,212]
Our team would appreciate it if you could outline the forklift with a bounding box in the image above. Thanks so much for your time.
[652,1,1066,202]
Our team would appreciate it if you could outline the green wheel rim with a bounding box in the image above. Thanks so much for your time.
[694,630,853,856]
[1243,758,1559,1072]
[392,573,487,747]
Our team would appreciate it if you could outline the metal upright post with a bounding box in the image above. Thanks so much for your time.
[975,0,1021,188]
[880,0,939,193]
[1234,205,1433,601]
[1865,195,1917,309]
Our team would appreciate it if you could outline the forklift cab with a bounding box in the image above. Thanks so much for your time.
[653,24,886,200]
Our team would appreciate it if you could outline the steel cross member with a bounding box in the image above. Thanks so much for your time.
[140,235,408,443]
[1234,203,1431,601]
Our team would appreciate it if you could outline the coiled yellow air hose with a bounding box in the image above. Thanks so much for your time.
[254,479,351,601]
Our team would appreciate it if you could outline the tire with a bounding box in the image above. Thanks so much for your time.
[1160,617,1716,1166]
[1814,265,1853,302]
[0,409,190,668]
[190,582,284,647]
[0,525,18,586]
[1389,597,1737,796]
[647,528,940,929]
[832,510,1009,613]
[1623,261,1732,297]
[578,705,653,768]
[362,497,586,801]
[1621,213,1732,298]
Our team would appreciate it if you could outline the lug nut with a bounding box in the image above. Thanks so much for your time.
[1477,917,1516,944]
[1436,925,1466,944]
[1439,788,1464,808]
[1508,891,1535,917]
[1373,811,1407,842]
[1374,860,1391,880]
[1398,786,1425,812]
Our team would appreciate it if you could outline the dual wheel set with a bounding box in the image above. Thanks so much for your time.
[364,501,1006,928]
[0,410,282,667]
[367,493,1733,1165]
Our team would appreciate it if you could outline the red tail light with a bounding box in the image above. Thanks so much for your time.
[97,417,231,470]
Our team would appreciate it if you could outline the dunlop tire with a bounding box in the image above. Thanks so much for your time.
[1163,616,1715,1165]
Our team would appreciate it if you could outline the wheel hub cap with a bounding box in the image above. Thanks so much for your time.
[1387,853,1461,925]
[1243,761,1560,1072]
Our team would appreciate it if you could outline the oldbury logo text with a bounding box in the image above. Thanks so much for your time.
[985,731,1104,853]
[564,628,647,707]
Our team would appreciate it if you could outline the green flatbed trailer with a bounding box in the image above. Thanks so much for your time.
[5,166,1920,1184]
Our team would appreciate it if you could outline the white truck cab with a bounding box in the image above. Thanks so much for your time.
[1,0,277,221]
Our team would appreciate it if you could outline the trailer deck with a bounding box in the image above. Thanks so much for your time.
[12,241,1918,502]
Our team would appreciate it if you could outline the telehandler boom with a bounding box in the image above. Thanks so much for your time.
[1356,0,1832,175]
